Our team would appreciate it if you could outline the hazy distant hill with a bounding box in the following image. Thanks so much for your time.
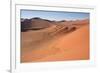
[21,17,55,32]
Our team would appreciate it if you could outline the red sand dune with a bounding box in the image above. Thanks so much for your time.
[21,23,89,63]
[38,25,89,61]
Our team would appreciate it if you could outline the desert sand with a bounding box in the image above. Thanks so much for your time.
[21,18,89,63]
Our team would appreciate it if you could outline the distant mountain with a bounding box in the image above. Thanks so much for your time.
[21,17,54,32]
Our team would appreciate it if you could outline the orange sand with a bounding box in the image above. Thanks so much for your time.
[21,24,89,63]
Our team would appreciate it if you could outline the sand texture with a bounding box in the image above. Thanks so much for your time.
[21,18,89,63]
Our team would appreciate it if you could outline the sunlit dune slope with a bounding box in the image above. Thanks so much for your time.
[21,25,89,62]
[38,25,89,61]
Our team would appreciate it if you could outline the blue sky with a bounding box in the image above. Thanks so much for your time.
[21,10,89,21]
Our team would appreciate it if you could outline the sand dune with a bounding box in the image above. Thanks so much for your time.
[21,23,89,63]
[38,25,89,61]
